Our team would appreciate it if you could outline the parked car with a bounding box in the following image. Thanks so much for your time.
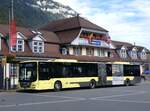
[144,70,150,75]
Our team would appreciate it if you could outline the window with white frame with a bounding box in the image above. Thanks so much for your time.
[141,51,146,59]
[86,48,94,56]
[32,41,44,53]
[73,47,82,55]
[120,49,127,58]
[11,39,24,52]
[61,47,68,55]
[131,50,137,59]
[98,49,105,57]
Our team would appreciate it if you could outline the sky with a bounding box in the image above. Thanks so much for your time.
[54,0,150,49]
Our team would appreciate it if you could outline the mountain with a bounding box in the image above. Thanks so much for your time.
[0,0,77,28]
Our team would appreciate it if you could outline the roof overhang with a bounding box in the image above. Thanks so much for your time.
[81,28,108,35]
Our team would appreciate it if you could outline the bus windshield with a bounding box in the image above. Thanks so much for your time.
[19,62,37,82]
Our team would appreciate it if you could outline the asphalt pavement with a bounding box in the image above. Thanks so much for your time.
[0,81,150,111]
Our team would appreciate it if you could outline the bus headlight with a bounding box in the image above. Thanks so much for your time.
[31,84,36,88]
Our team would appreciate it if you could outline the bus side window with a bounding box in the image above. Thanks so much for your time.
[106,64,112,76]
[39,63,50,80]
[53,63,64,78]
[112,64,123,76]
[62,67,70,77]
[88,64,98,76]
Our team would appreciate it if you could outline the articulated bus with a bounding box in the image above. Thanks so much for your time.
[18,59,141,91]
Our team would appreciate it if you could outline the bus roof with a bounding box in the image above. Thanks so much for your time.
[19,59,78,63]
[48,59,78,62]
[20,59,131,65]
[107,62,130,64]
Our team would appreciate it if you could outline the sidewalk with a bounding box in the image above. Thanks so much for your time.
[140,80,150,84]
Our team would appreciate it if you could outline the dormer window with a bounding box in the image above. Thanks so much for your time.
[141,51,147,59]
[29,34,45,54]
[32,41,44,53]
[18,39,24,51]
[11,32,26,52]
[120,49,127,58]
[11,39,24,52]
[131,50,137,59]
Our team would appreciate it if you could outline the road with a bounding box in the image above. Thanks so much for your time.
[0,82,150,111]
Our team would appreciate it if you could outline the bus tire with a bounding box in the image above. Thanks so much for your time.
[125,79,130,86]
[89,80,96,89]
[54,81,62,91]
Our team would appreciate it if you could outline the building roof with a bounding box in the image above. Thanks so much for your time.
[112,40,133,48]
[0,24,60,44]
[0,24,33,37]
[55,29,80,44]
[111,40,145,51]
[39,30,60,44]
[136,46,150,52]
[0,20,149,63]
[41,16,108,32]
[41,16,109,44]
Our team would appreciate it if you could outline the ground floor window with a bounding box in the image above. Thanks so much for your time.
[10,63,19,88]
[86,48,94,56]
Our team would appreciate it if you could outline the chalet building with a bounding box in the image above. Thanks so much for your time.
[41,16,113,62]
[0,25,61,89]
[0,16,149,89]
[111,41,148,61]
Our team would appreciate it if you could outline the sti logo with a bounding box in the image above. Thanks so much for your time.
[90,39,101,46]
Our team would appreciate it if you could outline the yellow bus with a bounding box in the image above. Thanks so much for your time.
[18,59,141,91]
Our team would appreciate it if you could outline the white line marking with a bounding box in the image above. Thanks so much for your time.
[32,94,84,100]
[90,91,146,100]
[0,98,86,108]
[95,98,150,104]
[109,90,140,93]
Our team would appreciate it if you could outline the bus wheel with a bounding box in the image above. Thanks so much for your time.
[89,80,96,89]
[54,81,62,91]
[125,79,130,86]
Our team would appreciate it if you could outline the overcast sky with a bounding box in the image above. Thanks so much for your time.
[54,0,150,49]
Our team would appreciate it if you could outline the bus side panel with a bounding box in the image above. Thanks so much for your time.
[36,77,99,90]
[106,76,135,86]
[124,65,141,85]
[36,80,54,90]
[52,77,99,89]
[107,76,125,86]
[126,76,141,85]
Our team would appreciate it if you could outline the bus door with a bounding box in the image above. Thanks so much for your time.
[98,64,107,86]
[112,64,124,85]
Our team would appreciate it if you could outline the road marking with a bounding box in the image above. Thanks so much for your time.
[89,91,146,100]
[31,94,84,100]
[0,98,86,108]
[94,98,150,104]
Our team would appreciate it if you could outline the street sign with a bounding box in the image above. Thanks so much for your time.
[2,57,7,65]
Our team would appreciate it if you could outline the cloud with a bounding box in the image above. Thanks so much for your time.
[53,0,150,49]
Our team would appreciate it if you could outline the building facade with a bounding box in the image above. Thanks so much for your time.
[0,16,149,89]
